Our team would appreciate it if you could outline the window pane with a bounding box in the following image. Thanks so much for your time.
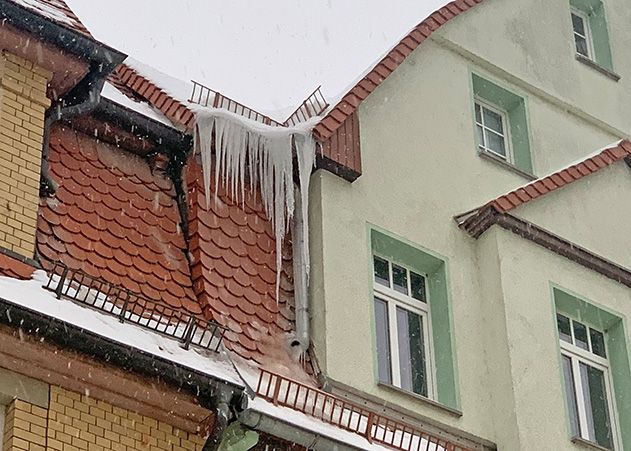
[476,125,484,149]
[557,314,572,343]
[374,298,392,385]
[573,320,589,350]
[396,307,427,397]
[571,13,586,35]
[482,107,504,134]
[485,130,507,157]
[392,264,408,294]
[562,355,581,438]
[475,103,482,123]
[373,256,390,287]
[590,328,607,358]
[579,363,613,449]
[575,35,589,57]
[410,272,426,303]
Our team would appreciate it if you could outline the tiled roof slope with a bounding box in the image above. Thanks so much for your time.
[186,158,295,363]
[9,0,93,37]
[313,0,483,140]
[37,125,202,315]
[0,252,36,279]
[113,65,195,131]
[456,140,631,238]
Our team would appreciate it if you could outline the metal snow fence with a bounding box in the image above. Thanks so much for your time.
[256,369,471,451]
[42,260,226,352]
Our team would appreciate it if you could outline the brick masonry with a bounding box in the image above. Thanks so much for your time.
[0,51,51,258]
[2,387,206,451]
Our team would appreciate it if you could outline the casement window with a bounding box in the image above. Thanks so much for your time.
[474,99,511,162]
[569,0,615,74]
[557,313,618,449]
[571,8,594,59]
[373,255,434,398]
[471,74,533,176]
[370,229,459,410]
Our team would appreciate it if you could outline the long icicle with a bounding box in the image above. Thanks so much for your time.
[194,109,314,301]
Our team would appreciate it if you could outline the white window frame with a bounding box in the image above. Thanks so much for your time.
[474,98,513,163]
[373,255,436,399]
[571,7,595,60]
[559,315,621,450]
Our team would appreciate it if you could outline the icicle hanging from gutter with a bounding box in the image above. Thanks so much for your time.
[193,109,316,300]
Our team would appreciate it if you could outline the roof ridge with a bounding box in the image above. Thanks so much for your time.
[456,140,631,237]
[313,0,483,141]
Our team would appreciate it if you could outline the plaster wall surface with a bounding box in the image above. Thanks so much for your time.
[516,163,631,269]
[309,0,631,446]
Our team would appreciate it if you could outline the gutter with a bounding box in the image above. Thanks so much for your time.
[0,296,245,408]
[0,0,124,69]
[239,409,364,451]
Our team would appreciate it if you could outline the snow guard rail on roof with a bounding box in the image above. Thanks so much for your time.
[42,260,226,352]
[256,369,471,451]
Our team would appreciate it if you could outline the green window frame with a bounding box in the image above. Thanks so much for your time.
[553,287,631,450]
[471,74,533,176]
[569,0,614,71]
[370,227,459,410]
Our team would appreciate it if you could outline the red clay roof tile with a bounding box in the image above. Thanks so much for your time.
[38,125,202,317]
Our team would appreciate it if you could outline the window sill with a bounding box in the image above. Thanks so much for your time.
[477,150,536,181]
[575,54,620,82]
[571,436,612,451]
[377,382,462,418]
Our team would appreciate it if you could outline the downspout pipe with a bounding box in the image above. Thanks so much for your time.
[290,185,310,352]
[40,63,109,195]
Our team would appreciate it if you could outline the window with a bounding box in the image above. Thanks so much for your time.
[571,8,593,59]
[569,0,614,73]
[370,229,459,409]
[373,255,433,398]
[557,313,618,449]
[474,99,511,162]
[471,74,533,176]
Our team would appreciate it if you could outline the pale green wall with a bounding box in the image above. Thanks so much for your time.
[308,0,631,448]
[517,163,631,269]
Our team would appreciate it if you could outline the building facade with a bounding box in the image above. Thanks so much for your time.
[1,0,630,450]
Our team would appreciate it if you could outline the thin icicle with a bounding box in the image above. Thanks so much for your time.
[294,133,316,281]
[193,109,316,301]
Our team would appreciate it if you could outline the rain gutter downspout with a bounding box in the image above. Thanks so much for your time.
[40,64,109,195]
[290,186,310,352]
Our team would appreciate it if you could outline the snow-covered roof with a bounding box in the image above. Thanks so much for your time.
[11,0,92,35]
[65,0,456,122]
[101,81,174,127]
[0,272,243,387]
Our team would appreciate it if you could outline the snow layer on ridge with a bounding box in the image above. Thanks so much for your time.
[0,272,243,387]
[123,57,195,107]
[12,0,80,28]
[101,82,174,127]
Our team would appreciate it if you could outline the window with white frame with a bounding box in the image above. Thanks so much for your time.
[372,255,434,398]
[474,99,512,162]
[557,313,618,449]
[571,8,594,60]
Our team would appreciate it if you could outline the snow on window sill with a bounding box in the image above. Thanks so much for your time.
[377,382,462,418]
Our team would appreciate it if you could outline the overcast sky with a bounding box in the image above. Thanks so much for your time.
[65,0,449,120]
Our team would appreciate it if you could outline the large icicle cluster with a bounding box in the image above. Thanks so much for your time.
[194,109,316,299]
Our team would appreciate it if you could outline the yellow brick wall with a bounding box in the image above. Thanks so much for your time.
[1,387,205,451]
[0,51,52,258]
